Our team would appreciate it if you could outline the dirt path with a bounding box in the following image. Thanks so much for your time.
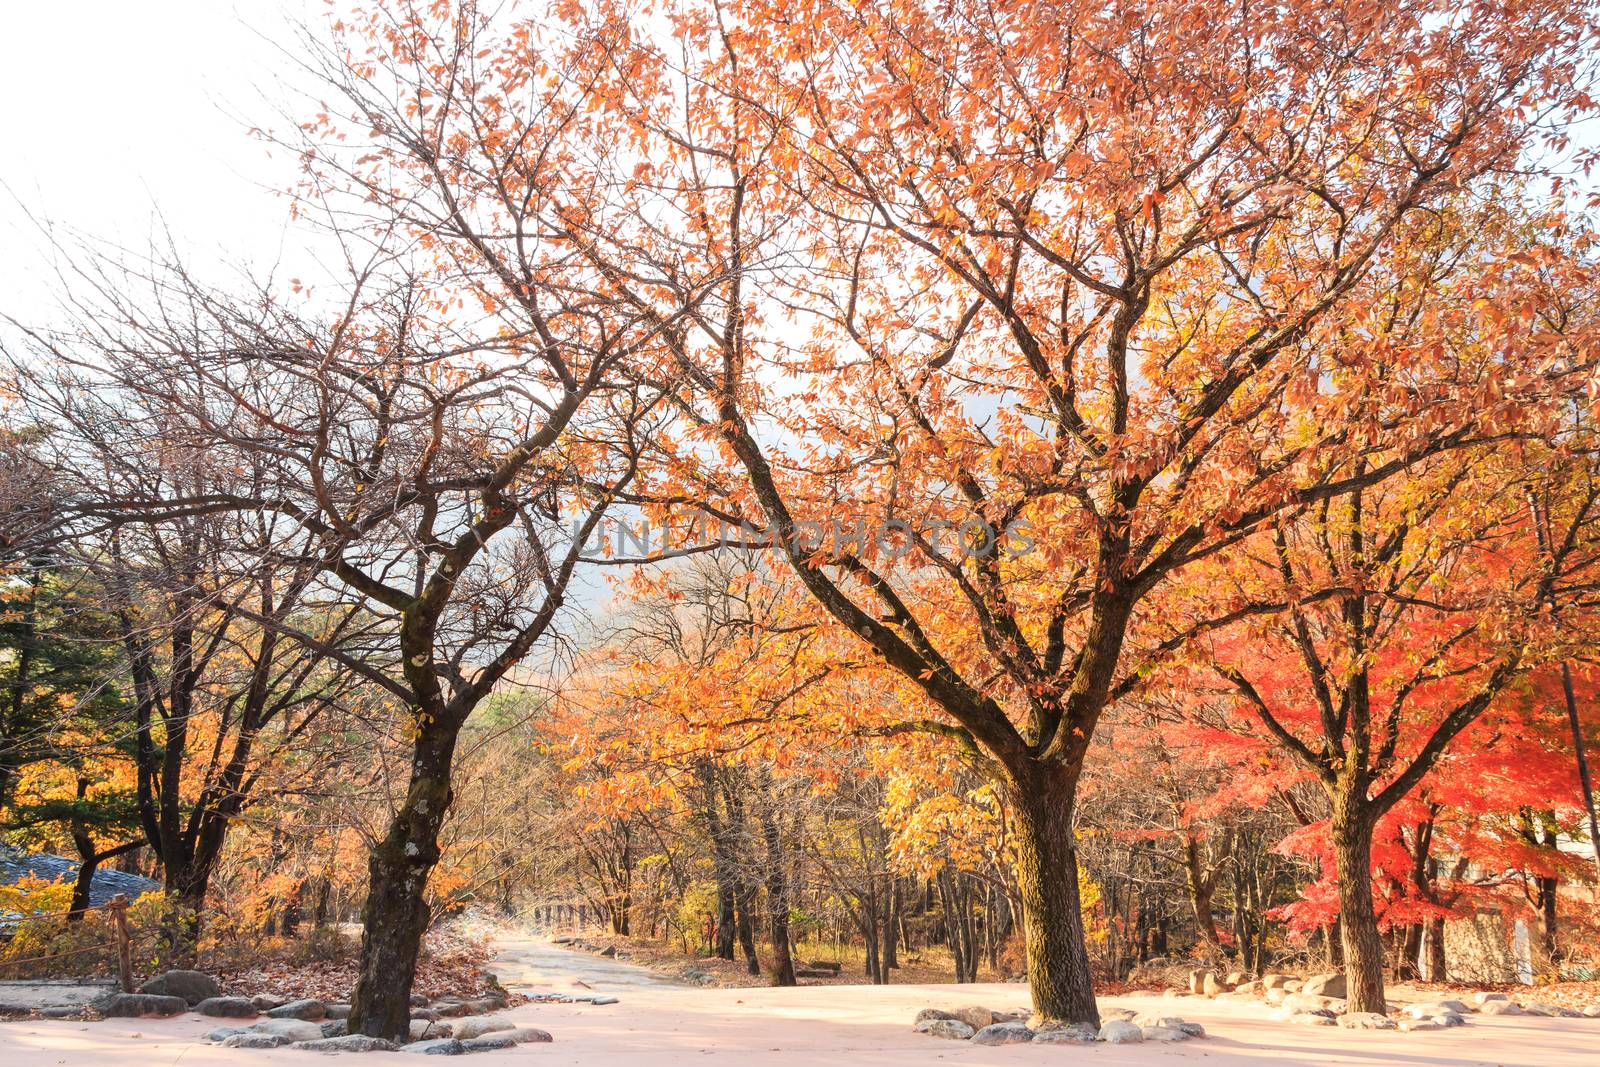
[488,935,686,991]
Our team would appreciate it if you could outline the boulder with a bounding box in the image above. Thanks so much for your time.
[449,1015,515,1040]
[1234,981,1264,997]
[462,1036,517,1051]
[501,1028,554,1043]
[410,993,431,1007]
[250,994,288,1011]
[290,1034,398,1052]
[1098,1020,1143,1044]
[319,1020,348,1038]
[402,1038,464,1055]
[1338,1012,1396,1030]
[196,997,256,1018]
[410,1018,451,1040]
[1584,1004,1600,1018]
[324,1002,352,1020]
[1289,1011,1336,1026]
[1284,993,1345,1014]
[1472,992,1509,1006]
[431,1000,473,1018]
[1100,1008,1138,1023]
[246,1018,326,1042]
[1435,1000,1473,1015]
[1265,988,1289,1006]
[1432,1012,1466,1028]
[952,1005,1002,1029]
[97,993,188,1018]
[1202,972,1224,997]
[1143,1026,1190,1041]
[919,1019,974,1040]
[1403,1002,1462,1020]
[1188,970,1210,995]
[1283,979,1303,993]
[1032,1023,1097,1044]
[139,969,220,1006]
[1302,973,1347,998]
[206,1027,249,1042]
[914,1008,955,1024]
[1399,1019,1443,1032]
[266,998,327,1021]
[1479,1000,1523,1016]
[1523,1002,1581,1018]
[1225,971,1248,987]
[1178,1022,1206,1038]
[1261,974,1294,990]
[971,1022,1034,1046]
[1132,1013,1187,1028]
[222,1033,290,1048]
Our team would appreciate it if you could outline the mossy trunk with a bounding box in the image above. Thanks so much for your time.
[1012,764,1099,1026]
[348,715,462,1041]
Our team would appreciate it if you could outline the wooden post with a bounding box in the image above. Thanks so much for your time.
[106,893,133,993]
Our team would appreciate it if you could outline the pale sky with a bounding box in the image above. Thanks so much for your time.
[1,2,319,323]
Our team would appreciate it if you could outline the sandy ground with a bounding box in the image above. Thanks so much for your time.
[0,940,1594,1067]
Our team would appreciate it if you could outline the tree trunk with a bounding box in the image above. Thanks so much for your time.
[757,797,795,986]
[1559,662,1600,898]
[1012,766,1099,1025]
[1331,805,1386,1014]
[1427,917,1447,981]
[348,715,462,1041]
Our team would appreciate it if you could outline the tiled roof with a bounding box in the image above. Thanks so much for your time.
[0,849,161,909]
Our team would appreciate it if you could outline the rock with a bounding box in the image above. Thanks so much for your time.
[1523,1001,1581,1018]
[1031,1023,1097,1044]
[1289,1010,1336,1026]
[1265,988,1289,1006]
[1435,1000,1472,1014]
[1132,1013,1187,1028]
[1473,992,1509,1006]
[501,1027,553,1043]
[1261,974,1294,990]
[97,993,188,1018]
[1234,980,1264,997]
[971,1022,1034,1045]
[1479,1000,1523,1016]
[1225,971,1248,987]
[1203,972,1224,996]
[222,1033,290,1048]
[463,1036,517,1051]
[1338,1012,1396,1030]
[590,995,619,1006]
[205,1027,249,1042]
[319,1020,348,1038]
[402,1038,465,1055]
[139,969,220,1006]
[952,1005,1001,1029]
[196,996,256,1018]
[598,945,617,957]
[1098,1020,1143,1044]
[1404,1002,1462,1020]
[410,1018,451,1040]
[266,998,327,1021]
[324,1002,352,1020]
[431,1000,473,1018]
[412,1008,441,1022]
[1143,1026,1190,1041]
[1284,993,1345,1014]
[1584,1004,1600,1018]
[914,1008,955,1024]
[1100,1008,1138,1023]
[1178,1022,1206,1038]
[1283,979,1304,993]
[919,1019,974,1040]
[290,1034,399,1052]
[245,1018,326,1042]
[1432,1012,1466,1028]
[450,1015,515,1040]
[1399,1019,1443,1032]
[1302,973,1347,998]
[250,994,288,1011]
[1188,970,1209,995]
[410,993,430,1007]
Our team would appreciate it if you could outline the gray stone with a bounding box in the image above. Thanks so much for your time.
[1583,1004,1600,1018]
[1283,979,1304,993]
[914,1008,955,1024]
[1404,1001,1462,1019]
[290,1034,399,1052]
[501,1027,553,1043]
[222,1033,290,1048]
[1265,988,1289,1006]
[1435,1000,1473,1014]
[205,1027,249,1041]
[1100,1008,1138,1023]
[1432,1012,1465,1027]
[97,993,188,1017]
[1032,1024,1096,1044]
[245,1018,326,1042]
[1202,972,1224,996]
[971,1021,1034,1045]
[1225,971,1248,987]
[1177,1022,1206,1038]
[196,996,256,1018]
[1234,980,1263,996]
[1142,1025,1190,1041]
[1284,993,1345,1014]
[1479,1000,1523,1016]
[403,1038,466,1055]
[450,1015,515,1040]
[1188,970,1209,995]
[1132,1013,1186,1028]
[250,994,288,1010]
[1302,973,1347,998]
[430,1000,473,1018]
[1472,992,1509,1006]
[1399,1019,1443,1032]
[919,1019,975,1040]
[1098,1020,1143,1043]
[410,1018,451,1040]
[1338,1012,1396,1030]
[1288,1010,1336,1026]
[324,1002,352,1019]
[410,993,430,1007]
[139,969,220,1006]
[320,1019,349,1037]
[462,1036,517,1051]
[1261,974,1294,990]
[266,997,327,1021]
[1523,1001,1581,1018]
[590,995,619,1005]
